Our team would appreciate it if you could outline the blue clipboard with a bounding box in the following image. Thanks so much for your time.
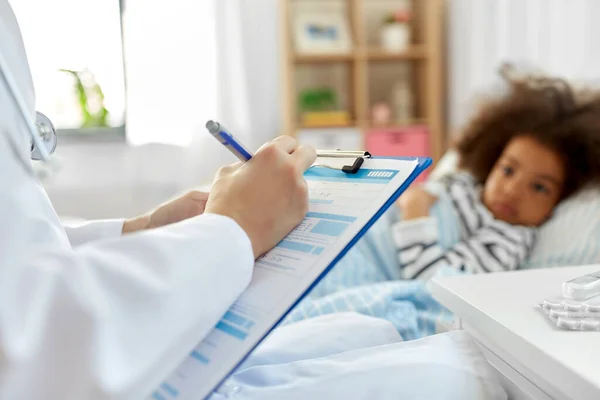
[205,155,432,397]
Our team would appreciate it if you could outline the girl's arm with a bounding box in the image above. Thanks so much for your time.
[392,215,535,281]
[396,186,439,220]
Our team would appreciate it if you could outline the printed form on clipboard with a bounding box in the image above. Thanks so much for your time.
[149,153,431,400]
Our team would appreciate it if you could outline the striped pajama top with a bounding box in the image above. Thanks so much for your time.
[394,173,537,280]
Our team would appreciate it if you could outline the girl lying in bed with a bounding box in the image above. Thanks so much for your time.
[395,69,600,280]
[285,68,600,337]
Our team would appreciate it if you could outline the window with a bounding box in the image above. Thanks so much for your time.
[9,0,126,133]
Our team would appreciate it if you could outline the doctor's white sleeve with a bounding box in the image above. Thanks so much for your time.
[63,219,126,246]
[0,212,254,400]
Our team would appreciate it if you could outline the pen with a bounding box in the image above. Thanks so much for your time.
[205,120,254,162]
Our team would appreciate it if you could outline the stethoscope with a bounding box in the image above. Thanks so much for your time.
[0,45,58,172]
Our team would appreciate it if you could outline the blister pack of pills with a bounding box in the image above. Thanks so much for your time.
[540,296,600,331]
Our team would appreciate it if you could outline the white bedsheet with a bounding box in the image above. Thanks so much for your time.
[209,313,507,400]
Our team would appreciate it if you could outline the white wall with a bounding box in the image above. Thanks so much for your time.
[447,0,600,132]
[42,137,240,219]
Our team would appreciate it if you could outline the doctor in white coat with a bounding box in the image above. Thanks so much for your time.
[0,2,509,399]
[0,1,319,398]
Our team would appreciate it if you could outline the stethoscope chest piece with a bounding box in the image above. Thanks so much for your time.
[30,111,57,161]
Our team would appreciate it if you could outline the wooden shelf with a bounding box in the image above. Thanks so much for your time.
[281,0,446,162]
[294,53,354,63]
[293,46,427,63]
[295,122,359,130]
[294,119,428,132]
[364,119,429,130]
[365,46,427,61]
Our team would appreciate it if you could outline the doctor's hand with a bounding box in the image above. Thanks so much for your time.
[122,191,210,234]
[205,136,317,259]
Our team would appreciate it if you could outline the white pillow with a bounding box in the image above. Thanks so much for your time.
[428,151,600,268]
[522,187,600,268]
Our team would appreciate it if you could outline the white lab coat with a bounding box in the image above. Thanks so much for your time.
[0,3,254,399]
[1,3,509,399]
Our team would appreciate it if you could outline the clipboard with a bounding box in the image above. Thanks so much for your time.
[149,152,432,400]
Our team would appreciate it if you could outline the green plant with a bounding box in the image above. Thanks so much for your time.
[60,68,110,129]
[299,88,338,112]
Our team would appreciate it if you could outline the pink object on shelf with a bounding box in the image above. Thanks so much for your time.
[366,126,430,182]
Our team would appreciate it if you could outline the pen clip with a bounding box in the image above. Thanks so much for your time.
[316,150,372,159]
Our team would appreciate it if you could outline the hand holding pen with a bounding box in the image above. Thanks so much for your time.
[204,120,317,259]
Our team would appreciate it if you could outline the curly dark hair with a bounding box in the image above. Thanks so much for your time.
[454,64,600,199]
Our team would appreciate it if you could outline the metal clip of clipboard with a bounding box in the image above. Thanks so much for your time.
[314,150,372,174]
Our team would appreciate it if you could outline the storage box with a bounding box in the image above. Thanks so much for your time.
[366,126,430,182]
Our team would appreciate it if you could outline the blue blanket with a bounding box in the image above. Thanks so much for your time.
[282,197,462,340]
[283,279,454,340]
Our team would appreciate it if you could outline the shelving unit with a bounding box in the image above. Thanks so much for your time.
[280,0,446,164]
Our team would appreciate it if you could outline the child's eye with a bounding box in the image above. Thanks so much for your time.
[532,183,549,194]
[502,166,514,176]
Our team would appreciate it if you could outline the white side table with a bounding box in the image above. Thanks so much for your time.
[430,266,600,400]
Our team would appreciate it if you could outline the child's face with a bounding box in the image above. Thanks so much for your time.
[482,136,565,226]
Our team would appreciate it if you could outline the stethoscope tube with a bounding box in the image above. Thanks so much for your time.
[0,45,57,163]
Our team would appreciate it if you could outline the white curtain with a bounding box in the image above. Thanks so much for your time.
[215,0,282,151]
[122,0,280,151]
[448,0,600,133]
[122,0,218,147]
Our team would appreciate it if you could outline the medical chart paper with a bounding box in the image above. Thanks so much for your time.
[150,157,422,400]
